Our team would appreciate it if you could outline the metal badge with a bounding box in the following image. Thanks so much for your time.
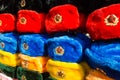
[20,0,26,8]
[19,17,27,24]
[54,14,62,23]
[55,46,64,55]
[0,42,5,48]
[104,14,119,26]
[57,70,65,78]
[21,75,27,80]
[22,60,28,68]
[0,20,2,26]
[23,43,28,50]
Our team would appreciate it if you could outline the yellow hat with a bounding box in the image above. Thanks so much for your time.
[19,54,49,73]
[0,50,20,67]
[46,59,85,80]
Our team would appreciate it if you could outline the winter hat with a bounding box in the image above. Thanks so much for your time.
[85,39,120,80]
[0,33,18,53]
[0,50,20,67]
[47,33,91,62]
[45,4,85,33]
[85,69,114,80]
[0,63,17,78]
[86,4,120,40]
[0,14,15,33]
[46,59,85,80]
[17,10,46,33]
[17,66,43,80]
[0,0,15,14]
[19,54,49,73]
[18,34,48,57]
[14,0,44,14]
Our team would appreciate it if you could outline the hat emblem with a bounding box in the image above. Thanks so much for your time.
[55,46,64,55]
[54,14,62,23]
[20,0,26,7]
[104,14,119,26]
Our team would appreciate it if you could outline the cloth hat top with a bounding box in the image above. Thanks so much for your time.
[86,4,120,40]
[47,33,91,62]
[0,33,18,53]
[85,39,120,73]
[19,34,48,57]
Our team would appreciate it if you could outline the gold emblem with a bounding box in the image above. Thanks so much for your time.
[57,70,65,78]
[23,43,29,50]
[19,17,27,24]
[104,14,119,26]
[21,75,27,80]
[55,46,64,55]
[20,0,26,7]
[22,60,28,68]
[54,14,62,23]
[0,42,5,48]
[0,20,2,26]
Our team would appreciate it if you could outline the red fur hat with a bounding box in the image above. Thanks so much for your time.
[0,14,15,33]
[86,4,120,40]
[17,10,46,33]
[45,4,85,33]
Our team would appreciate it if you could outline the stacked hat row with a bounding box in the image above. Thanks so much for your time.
[0,0,120,80]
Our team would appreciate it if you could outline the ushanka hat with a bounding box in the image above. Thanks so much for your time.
[0,63,17,78]
[86,4,120,40]
[18,34,48,57]
[19,54,49,73]
[85,39,120,80]
[45,4,85,33]
[0,14,15,33]
[14,0,45,14]
[46,59,85,80]
[0,33,18,53]
[17,66,43,80]
[0,0,15,14]
[17,10,46,33]
[47,33,91,62]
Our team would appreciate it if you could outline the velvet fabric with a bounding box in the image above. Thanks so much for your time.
[0,14,15,33]
[0,50,20,67]
[86,4,120,40]
[0,73,13,80]
[47,33,91,62]
[17,67,43,80]
[46,59,85,80]
[0,33,18,53]
[85,39,120,80]
[45,4,83,33]
[19,54,49,73]
[17,10,46,33]
[14,0,45,14]
[19,34,48,57]
[0,0,15,14]
[0,63,17,78]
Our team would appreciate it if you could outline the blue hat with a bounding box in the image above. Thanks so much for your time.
[0,32,18,54]
[47,33,91,62]
[19,34,48,57]
[85,39,120,80]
